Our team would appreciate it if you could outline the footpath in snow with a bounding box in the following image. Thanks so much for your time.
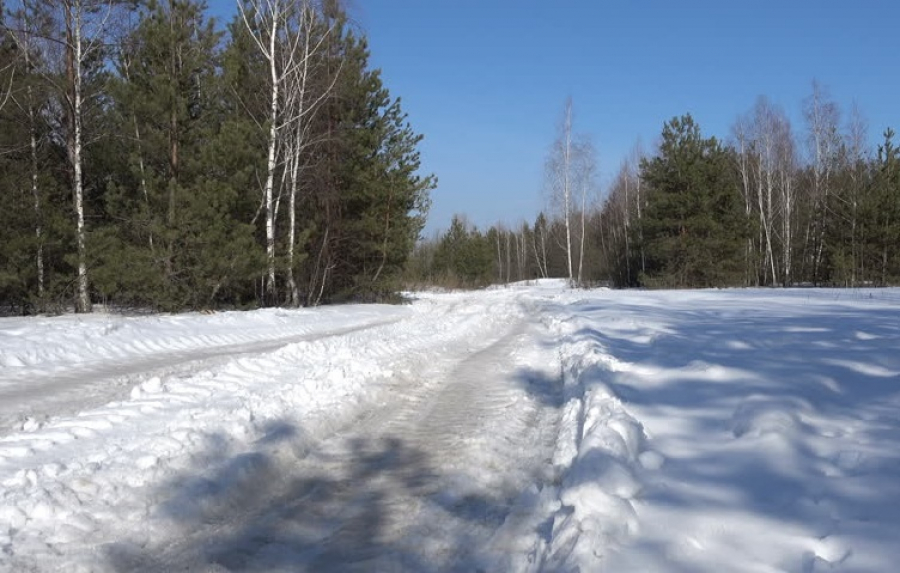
[1,283,900,572]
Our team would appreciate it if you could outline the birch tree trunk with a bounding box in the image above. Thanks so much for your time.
[65,1,90,313]
[29,85,43,303]
[263,7,279,302]
[241,0,338,306]
[239,0,283,303]
[562,102,574,282]
[545,99,575,283]
[732,117,756,285]
[18,29,45,303]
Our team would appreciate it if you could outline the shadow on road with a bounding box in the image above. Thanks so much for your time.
[105,364,565,572]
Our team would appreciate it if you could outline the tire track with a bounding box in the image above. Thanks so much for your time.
[119,312,563,573]
[0,317,401,436]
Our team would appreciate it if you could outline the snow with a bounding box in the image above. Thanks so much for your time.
[1,283,900,571]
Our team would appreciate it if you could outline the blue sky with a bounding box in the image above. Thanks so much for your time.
[212,1,899,237]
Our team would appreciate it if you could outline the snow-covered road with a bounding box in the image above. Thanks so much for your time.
[2,283,900,572]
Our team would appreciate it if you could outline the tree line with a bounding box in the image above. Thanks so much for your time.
[409,85,900,290]
[0,0,433,315]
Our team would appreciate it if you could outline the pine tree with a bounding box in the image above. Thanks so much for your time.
[96,0,262,309]
[304,17,433,302]
[866,129,900,284]
[0,3,71,313]
[639,114,746,287]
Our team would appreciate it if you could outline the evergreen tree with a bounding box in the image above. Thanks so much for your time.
[0,4,71,313]
[0,13,38,312]
[866,129,900,284]
[432,215,492,287]
[305,17,433,302]
[639,114,746,287]
[96,0,262,309]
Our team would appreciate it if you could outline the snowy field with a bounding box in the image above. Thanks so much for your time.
[1,282,899,572]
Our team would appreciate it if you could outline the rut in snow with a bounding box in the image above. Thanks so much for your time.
[105,316,564,573]
[0,316,403,437]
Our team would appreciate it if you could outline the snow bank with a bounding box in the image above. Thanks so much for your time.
[0,305,396,373]
[537,304,651,571]
[560,288,900,572]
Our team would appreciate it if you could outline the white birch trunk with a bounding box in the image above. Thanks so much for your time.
[287,137,300,306]
[505,230,511,283]
[263,5,280,302]
[25,57,44,301]
[578,176,586,285]
[70,1,90,313]
[563,102,574,283]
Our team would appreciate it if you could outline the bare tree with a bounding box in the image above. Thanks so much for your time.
[733,98,797,286]
[627,142,647,278]
[505,227,512,283]
[494,224,503,282]
[752,96,781,285]
[546,97,575,282]
[842,104,869,286]
[239,0,307,302]
[516,221,529,281]
[732,113,757,284]
[573,137,598,285]
[803,80,841,284]
[280,1,339,306]
[532,213,549,279]
[774,112,797,286]
[545,97,597,285]
[41,0,117,312]
[239,0,285,302]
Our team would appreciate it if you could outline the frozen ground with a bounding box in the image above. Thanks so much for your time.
[1,283,899,571]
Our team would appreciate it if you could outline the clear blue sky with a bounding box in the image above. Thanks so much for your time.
[213,1,899,237]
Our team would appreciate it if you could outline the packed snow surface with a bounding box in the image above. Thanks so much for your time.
[1,283,899,571]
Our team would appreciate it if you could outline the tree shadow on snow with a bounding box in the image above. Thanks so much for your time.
[564,294,900,564]
[103,365,566,573]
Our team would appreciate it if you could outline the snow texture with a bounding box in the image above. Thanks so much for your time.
[1,283,899,572]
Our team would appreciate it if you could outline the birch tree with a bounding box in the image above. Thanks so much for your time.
[545,97,596,285]
[63,0,105,312]
[841,105,869,285]
[238,0,297,302]
[533,212,549,278]
[546,97,575,282]
[16,0,119,312]
[751,96,781,285]
[573,136,598,285]
[732,114,757,284]
[280,1,338,306]
[774,112,797,286]
[803,80,841,284]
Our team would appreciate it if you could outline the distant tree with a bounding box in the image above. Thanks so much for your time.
[734,97,798,286]
[533,212,549,278]
[432,215,491,287]
[868,128,900,284]
[831,105,871,285]
[803,80,842,284]
[597,141,649,287]
[545,98,575,282]
[544,97,597,285]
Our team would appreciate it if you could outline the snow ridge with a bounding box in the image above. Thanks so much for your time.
[541,308,652,571]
